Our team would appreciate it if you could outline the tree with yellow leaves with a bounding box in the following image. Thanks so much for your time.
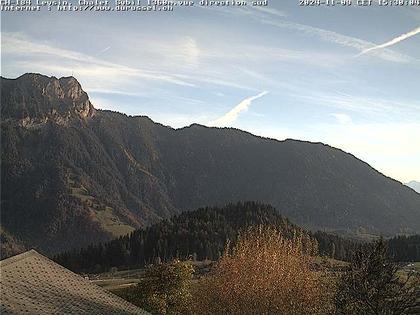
[193,226,333,315]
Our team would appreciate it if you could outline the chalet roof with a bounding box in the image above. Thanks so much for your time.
[0,250,149,315]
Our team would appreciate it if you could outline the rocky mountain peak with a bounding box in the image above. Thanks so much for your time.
[1,73,95,125]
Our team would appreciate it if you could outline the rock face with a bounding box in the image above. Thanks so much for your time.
[2,73,420,256]
[1,73,95,125]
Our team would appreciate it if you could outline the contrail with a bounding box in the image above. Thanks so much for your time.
[210,91,268,126]
[357,26,420,57]
[97,46,111,55]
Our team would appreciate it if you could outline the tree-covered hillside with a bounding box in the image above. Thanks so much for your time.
[388,235,420,262]
[2,73,420,256]
[55,202,359,272]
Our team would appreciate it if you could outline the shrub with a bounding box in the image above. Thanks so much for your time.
[123,260,194,315]
[192,227,333,315]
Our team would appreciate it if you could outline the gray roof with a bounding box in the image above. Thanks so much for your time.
[0,250,149,315]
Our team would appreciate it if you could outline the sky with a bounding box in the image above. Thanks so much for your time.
[1,1,419,183]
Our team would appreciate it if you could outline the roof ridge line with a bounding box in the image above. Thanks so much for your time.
[0,249,41,267]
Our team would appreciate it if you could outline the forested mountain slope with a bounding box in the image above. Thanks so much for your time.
[2,73,420,256]
[55,202,359,272]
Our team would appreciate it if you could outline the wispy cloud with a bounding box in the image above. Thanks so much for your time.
[196,4,419,65]
[1,32,196,87]
[298,91,420,120]
[357,26,420,57]
[259,19,415,63]
[97,46,111,55]
[210,91,268,126]
[2,32,264,93]
[248,6,287,18]
[137,36,201,69]
[211,5,416,64]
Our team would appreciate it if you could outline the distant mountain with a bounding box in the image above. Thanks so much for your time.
[407,181,420,194]
[2,73,420,256]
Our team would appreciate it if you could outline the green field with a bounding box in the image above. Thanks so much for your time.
[68,175,135,237]
[90,268,146,292]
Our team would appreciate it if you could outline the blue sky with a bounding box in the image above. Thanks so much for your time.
[1,2,419,183]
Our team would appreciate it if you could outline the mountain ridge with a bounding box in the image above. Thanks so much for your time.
[0,73,407,186]
[2,73,420,256]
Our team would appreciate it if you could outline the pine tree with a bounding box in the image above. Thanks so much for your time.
[334,238,420,315]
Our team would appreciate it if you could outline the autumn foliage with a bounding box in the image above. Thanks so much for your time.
[192,227,333,315]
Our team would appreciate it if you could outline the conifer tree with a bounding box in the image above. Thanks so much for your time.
[334,238,419,315]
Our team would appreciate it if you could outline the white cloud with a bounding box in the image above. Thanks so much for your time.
[86,88,148,97]
[1,32,196,87]
[299,92,420,119]
[209,91,268,126]
[331,113,352,124]
[212,6,417,64]
[259,19,415,63]
[179,37,201,67]
[136,36,201,69]
[249,6,287,18]
[357,26,420,57]
[2,32,265,93]
[195,5,419,66]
